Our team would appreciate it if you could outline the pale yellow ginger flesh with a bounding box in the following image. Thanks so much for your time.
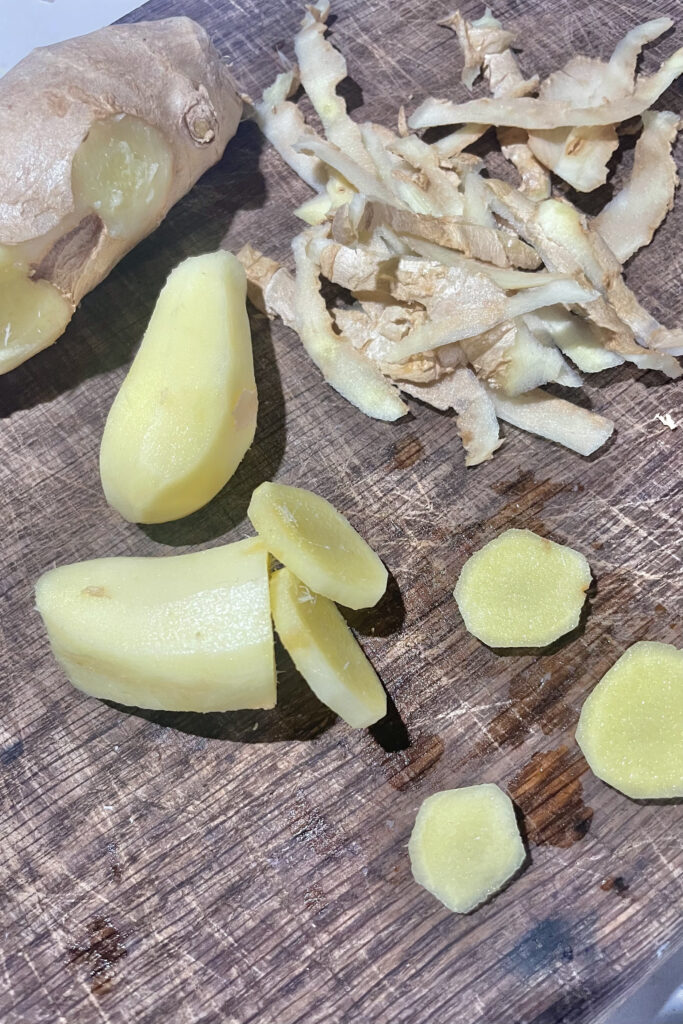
[248,481,387,610]
[454,528,591,648]
[409,784,525,914]
[34,538,276,712]
[71,115,174,240]
[0,248,71,373]
[576,641,683,799]
[270,567,386,728]
[100,250,257,524]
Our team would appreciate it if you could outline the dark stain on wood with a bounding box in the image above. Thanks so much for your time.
[600,876,629,896]
[390,436,424,471]
[106,841,122,882]
[67,918,127,994]
[509,747,593,848]
[507,918,575,978]
[0,739,24,766]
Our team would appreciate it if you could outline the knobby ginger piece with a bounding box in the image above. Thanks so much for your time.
[454,529,591,648]
[409,785,525,914]
[576,642,683,799]
[35,539,276,712]
[0,18,241,373]
[270,568,386,728]
[248,481,387,610]
[595,110,681,263]
[100,251,257,524]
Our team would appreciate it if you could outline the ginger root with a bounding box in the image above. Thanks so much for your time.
[0,17,242,373]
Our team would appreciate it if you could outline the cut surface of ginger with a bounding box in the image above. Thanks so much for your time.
[72,115,174,240]
[576,641,683,799]
[270,567,386,728]
[35,538,275,712]
[409,784,525,914]
[454,528,591,648]
[248,481,387,610]
[0,247,72,374]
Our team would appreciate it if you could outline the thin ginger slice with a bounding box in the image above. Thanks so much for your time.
[270,567,386,728]
[409,784,525,913]
[454,528,591,648]
[576,641,683,799]
[248,481,387,610]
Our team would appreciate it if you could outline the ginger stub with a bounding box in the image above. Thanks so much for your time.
[0,18,241,373]
[35,538,275,712]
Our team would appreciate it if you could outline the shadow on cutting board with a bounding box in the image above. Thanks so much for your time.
[0,119,267,420]
[105,637,337,743]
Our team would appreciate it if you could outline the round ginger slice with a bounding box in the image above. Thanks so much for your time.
[576,641,683,799]
[248,481,387,610]
[409,784,525,914]
[270,567,387,728]
[454,528,591,648]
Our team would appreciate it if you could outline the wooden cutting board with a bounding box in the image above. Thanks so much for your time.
[2,1,682,1021]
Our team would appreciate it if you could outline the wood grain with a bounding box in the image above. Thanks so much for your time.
[1,1,682,1022]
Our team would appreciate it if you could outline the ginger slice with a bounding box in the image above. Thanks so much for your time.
[409,784,525,913]
[454,528,591,647]
[576,641,683,799]
[270,567,386,728]
[248,481,387,610]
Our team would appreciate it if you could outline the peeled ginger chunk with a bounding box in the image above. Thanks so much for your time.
[100,250,257,523]
[576,641,683,799]
[454,528,591,648]
[409,785,525,914]
[248,481,387,610]
[270,568,386,728]
[35,538,276,712]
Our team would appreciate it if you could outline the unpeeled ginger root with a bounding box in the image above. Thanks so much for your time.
[0,17,242,373]
[409,785,526,913]
[35,538,276,712]
[100,250,257,523]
